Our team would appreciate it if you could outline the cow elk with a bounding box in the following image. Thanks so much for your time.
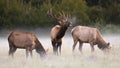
[47,9,72,55]
[71,26,111,53]
[8,31,46,58]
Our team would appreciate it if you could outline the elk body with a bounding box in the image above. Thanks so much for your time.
[47,9,71,55]
[8,31,46,58]
[71,26,111,53]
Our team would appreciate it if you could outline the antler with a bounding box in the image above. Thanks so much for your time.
[47,8,60,20]
[59,11,71,20]
[47,8,71,23]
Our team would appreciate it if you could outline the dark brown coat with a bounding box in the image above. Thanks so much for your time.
[47,9,71,55]
[51,24,70,55]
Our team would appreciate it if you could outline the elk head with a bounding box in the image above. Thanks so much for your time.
[47,8,72,27]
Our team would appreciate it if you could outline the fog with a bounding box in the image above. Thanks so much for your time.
[0,28,120,49]
[0,29,120,68]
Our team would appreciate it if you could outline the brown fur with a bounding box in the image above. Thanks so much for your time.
[47,9,71,55]
[51,24,69,55]
[8,31,46,58]
[71,26,110,53]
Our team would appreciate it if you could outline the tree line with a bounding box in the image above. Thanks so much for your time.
[0,0,120,29]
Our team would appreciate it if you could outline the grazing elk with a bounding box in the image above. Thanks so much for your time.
[71,26,111,53]
[47,9,71,55]
[8,31,46,58]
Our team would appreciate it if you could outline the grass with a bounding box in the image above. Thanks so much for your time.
[0,34,120,68]
[0,45,120,68]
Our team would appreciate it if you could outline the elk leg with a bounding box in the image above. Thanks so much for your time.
[52,41,57,55]
[9,46,12,56]
[12,47,16,57]
[72,40,78,52]
[29,45,33,58]
[26,48,29,58]
[58,42,62,55]
[79,42,83,53]
[30,50,33,58]
[53,46,58,55]
[90,43,94,52]
[56,45,59,55]
[59,46,61,55]
[8,43,13,56]
[9,46,16,57]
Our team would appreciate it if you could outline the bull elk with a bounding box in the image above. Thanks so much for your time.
[71,25,111,53]
[8,31,46,58]
[47,9,72,55]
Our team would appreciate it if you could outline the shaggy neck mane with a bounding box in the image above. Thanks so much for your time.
[56,26,68,39]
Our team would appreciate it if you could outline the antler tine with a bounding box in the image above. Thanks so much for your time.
[47,8,52,17]
[47,8,60,20]
[66,13,69,19]
[47,8,71,21]
[61,11,66,18]
[47,9,50,16]
[59,11,63,18]
[68,13,71,19]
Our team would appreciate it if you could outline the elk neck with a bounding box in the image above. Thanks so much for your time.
[97,37,108,49]
[96,29,108,49]
[56,26,68,39]
[35,38,46,54]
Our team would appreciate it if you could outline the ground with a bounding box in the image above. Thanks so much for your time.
[0,29,120,68]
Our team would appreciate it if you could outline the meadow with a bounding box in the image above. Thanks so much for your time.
[0,31,120,68]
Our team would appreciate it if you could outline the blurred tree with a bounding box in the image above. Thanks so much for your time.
[23,0,31,4]
[0,0,120,29]
[86,0,99,6]
[53,0,90,25]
